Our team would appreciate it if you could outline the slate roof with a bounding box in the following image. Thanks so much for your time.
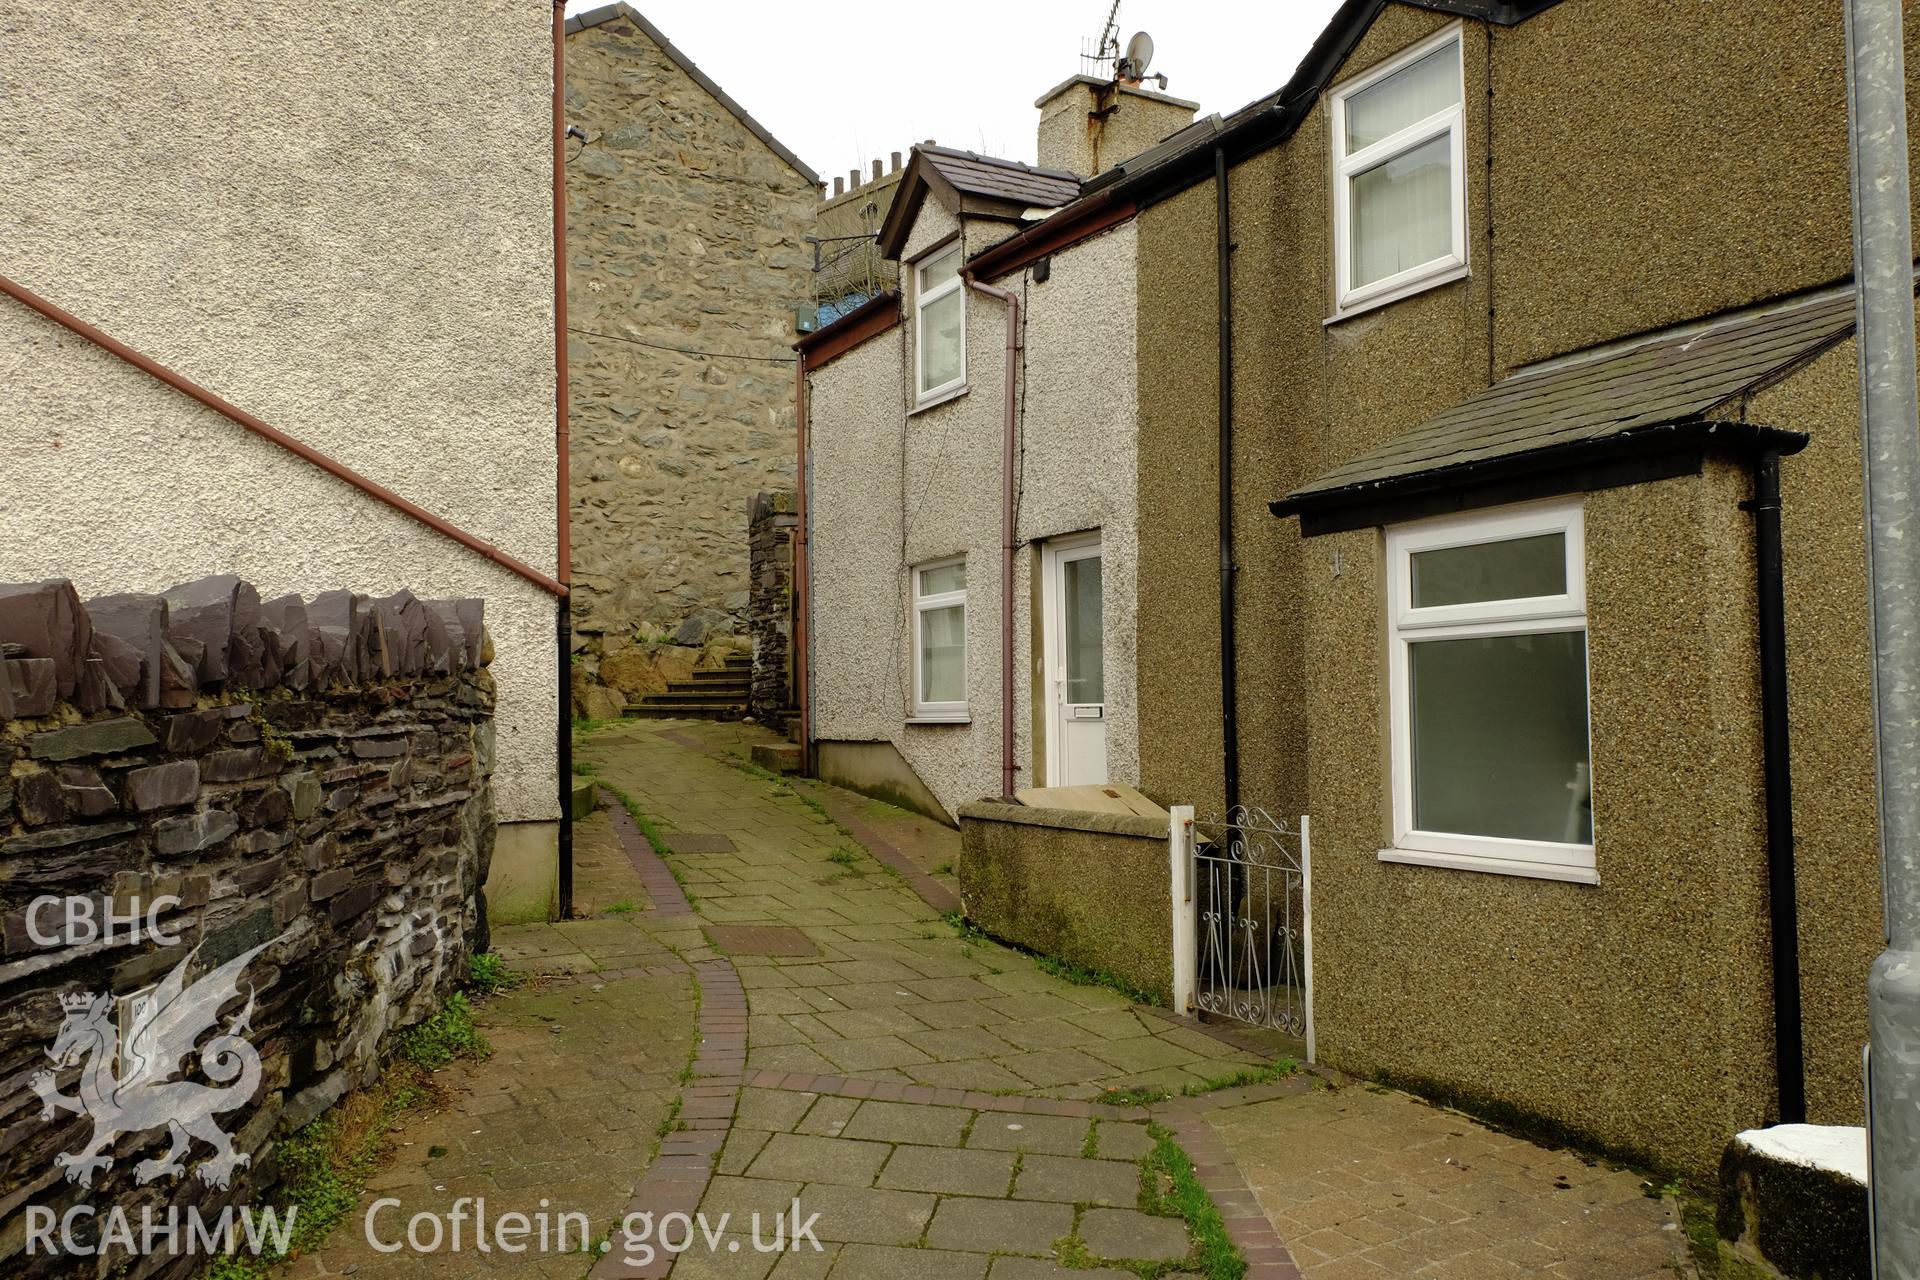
[918,146,1082,210]
[567,3,820,186]
[1275,286,1865,512]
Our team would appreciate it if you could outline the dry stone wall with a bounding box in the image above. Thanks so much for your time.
[564,11,815,684]
[747,491,796,728]
[0,577,494,1279]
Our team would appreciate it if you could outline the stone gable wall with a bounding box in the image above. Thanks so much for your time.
[0,578,493,1278]
[564,15,815,693]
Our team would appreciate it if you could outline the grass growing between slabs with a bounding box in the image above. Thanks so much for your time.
[1050,1122,1248,1280]
[201,991,494,1279]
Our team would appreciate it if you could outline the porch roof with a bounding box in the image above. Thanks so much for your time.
[1271,285,1867,526]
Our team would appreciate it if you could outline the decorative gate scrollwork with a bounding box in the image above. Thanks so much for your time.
[1189,807,1311,1049]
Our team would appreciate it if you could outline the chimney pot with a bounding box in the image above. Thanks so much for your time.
[847,168,859,188]
[871,159,882,180]
[834,176,845,196]
[890,151,902,171]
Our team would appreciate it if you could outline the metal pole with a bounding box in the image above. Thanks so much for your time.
[1846,1,1920,1272]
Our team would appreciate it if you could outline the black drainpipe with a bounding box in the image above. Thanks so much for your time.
[1215,144,1241,818]
[1748,447,1805,1123]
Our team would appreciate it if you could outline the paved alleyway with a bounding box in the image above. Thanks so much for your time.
[572,721,1689,1280]
[290,720,1687,1280]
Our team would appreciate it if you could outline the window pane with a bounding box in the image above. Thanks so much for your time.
[1409,631,1592,844]
[920,288,963,392]
[1344,41,1461,152]
[920,604,965,704]
[1412,533,1566,607]
[1350,132,1453,289]
[919,561,966,596]
[920,245,961,289]
[1064,555,1103,704]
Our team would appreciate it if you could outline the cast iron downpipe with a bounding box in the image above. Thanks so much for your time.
[1748,448,1807,1124]
[794,350,813,772]
[963,271,1022,798]
[1215,145,1241,818]
[553,0,575,920]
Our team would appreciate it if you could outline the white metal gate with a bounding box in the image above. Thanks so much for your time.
[1170,806,1313,1060]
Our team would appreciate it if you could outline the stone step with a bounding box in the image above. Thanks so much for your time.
[690,667,752,682]
[674,676,751,692]
[623,702,746,720]
[646,689,750,706]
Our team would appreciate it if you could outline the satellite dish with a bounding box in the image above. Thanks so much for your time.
[1119,30,1154,80]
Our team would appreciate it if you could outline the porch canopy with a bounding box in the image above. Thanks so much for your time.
[1267,287,1876,534]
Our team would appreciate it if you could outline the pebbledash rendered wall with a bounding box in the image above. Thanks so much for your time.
[0,578,492,1279]
[0,2,562,921]
[564,4,816,693]
[805,208,1141,820]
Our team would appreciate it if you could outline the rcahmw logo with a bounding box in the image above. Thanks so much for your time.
[27,928,295,1259]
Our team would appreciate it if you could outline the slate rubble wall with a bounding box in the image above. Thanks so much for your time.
[0,576,495,1279]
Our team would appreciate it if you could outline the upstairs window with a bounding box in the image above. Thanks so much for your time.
[1383,502,1596,883]
[911,557,968,720]
[1330,27,1467,316]
[914,243,965,404]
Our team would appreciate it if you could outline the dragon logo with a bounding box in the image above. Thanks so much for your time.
[33,941,271,1191]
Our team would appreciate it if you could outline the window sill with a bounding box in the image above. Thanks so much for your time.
[906,714,971,726]
[1326,263,1470,325]
[1376,846,1598,885]
[909,385,969,415]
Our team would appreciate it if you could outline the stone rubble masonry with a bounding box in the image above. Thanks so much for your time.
[747,490,797,728]
[563,12,816,684]
[0,576,496,1280]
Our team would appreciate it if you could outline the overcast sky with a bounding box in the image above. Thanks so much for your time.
[566,0,1347,181]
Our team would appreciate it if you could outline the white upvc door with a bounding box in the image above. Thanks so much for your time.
[1043,532,1107,787]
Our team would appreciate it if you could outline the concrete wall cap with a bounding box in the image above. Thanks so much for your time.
[958,800,1168,839]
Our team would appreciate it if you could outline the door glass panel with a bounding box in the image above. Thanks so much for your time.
[1063,555,1103,705]
[920,604,965,704]
[1409,631,1592,844]
[1411,533,1566,607]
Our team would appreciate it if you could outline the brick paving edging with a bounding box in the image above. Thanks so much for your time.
[793,779,962,915]
[607,801,695,917]
[588,813,749,1278]
[1156,1097,1304,1280]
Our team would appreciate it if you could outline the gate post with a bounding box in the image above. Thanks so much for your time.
[1169,804,1197,1014]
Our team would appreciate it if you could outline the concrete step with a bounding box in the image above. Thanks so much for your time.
[623,702,746,720]
[751,742,803,774]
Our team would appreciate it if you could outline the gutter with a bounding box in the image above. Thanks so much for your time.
[0,272,567,598]
[552,0,575,920]
[964,190,1137,285]
[962,270,1022,798]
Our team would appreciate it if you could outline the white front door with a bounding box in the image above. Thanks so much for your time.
[1044,533,1106,787]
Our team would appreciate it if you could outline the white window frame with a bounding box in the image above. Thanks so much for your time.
[910,556,969,722]
[1328,24,1469,320]
[912,239,966,407]
[1381,500,1597,884]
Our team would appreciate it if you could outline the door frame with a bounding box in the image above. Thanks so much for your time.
[1040,529,1104,788]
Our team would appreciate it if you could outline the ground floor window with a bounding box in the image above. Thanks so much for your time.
[912,556,968,720]
[1382,501,1596,882]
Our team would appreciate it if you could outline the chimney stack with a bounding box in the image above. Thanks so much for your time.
[1034,75,1197,177]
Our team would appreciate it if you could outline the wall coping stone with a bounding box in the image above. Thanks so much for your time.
[957,800,1170,840]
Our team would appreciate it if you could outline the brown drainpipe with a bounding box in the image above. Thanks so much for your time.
[552,0,574,919]
[0,272,566,598]
[963,272,1021,798]
[793,353,813,770]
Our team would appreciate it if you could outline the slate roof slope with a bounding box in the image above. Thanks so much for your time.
[919,146,1082,209]
[567,2,820,185]
[1278,286,1863,509]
